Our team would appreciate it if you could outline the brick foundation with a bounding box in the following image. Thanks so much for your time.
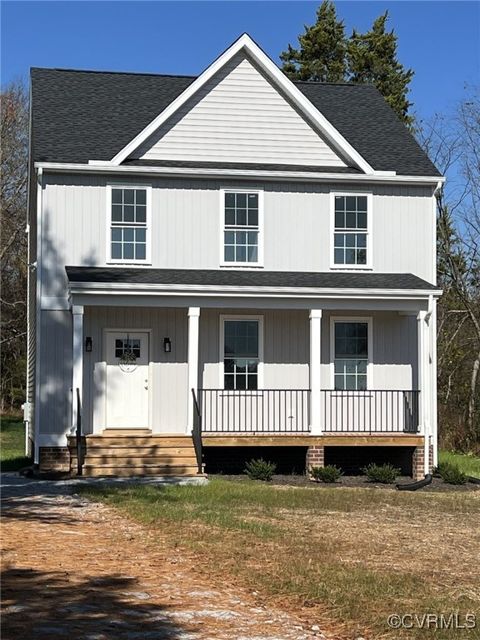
[306,445,324,474]
[412,446,426,481]
[412,440,435,481]
[39,447,71,473]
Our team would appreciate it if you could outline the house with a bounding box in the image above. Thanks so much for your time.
[26,34,443,479]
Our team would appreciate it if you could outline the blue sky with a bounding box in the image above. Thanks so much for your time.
[1,1,479,121]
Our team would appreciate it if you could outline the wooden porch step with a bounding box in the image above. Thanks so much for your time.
[102,429,152,436]
[72,446,196,457]
[70,435,194,447]
[81,455,197,465]
[82,464,201,477]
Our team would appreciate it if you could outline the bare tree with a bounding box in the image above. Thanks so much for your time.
[418,89,480,451]
[1,82,29,412]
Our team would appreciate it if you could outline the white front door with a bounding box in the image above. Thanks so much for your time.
[105,331,150,429]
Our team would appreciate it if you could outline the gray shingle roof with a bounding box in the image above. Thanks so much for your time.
[31,67,440,177]
[66,267,439,291]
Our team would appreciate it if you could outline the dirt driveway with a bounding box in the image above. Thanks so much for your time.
[1,475,335,640]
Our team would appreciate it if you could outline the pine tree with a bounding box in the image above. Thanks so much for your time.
[280,0,347,83]
[347,12,414,125]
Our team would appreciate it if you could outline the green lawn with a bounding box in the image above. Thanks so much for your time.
[438,449,480,478]
[80,478,480,640]
[0,415,31,472]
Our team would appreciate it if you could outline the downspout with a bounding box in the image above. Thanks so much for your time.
[33,167,43,466]
[423,295,434,476]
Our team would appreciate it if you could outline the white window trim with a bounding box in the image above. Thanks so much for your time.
[219,314,264,389]
[329,191,373,270]
[329,316,373,390]
[106,183,152,265]
[219,187,264,268]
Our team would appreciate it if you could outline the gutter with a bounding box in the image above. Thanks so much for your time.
[34,161,446,187]
[67,281,443,300]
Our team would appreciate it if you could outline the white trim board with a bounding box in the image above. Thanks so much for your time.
[68,281,442,300]
[105,35,374,173]
[35,162,445,187]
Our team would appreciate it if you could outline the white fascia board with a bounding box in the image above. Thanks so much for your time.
[104,34,374,173]
[69,281,442,301]
[35,161,446,187]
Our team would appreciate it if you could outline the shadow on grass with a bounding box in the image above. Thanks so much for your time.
[0,456,32,473]
[1,567,191,640]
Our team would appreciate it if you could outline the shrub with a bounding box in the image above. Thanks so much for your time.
[310,465,343,483]
[244,458,276,481]
[362,463,400,484]
[438,462,467,485]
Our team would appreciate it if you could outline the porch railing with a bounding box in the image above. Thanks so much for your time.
[321,390,420,434]
[198,389,419,434]
[199,389,310,433]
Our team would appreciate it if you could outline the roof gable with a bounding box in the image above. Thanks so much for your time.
[133,51,347,168]
[110,34,373,172]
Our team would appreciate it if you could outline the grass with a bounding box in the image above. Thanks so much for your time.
[0,415,31,472]
[438,449,480,478]
[80,478,480,639]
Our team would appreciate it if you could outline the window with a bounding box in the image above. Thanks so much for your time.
[223,191,261,264]
[333,195,369,267]
[223,319,259,390]
[115,338,141,359]
[109,187,149,262]
[334,321,369,390]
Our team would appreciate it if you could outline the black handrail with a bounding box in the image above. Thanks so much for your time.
[76,387,84,476]
[191,389,203,474]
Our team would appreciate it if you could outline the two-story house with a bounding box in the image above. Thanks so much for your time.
[26,34,443,479]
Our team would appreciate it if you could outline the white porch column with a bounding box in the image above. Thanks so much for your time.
[72,305,84,431]
[309,309,323,435]
[187,307,201,433]
[417,310,430,475]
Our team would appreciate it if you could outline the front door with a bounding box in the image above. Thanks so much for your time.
[105,331,150,429]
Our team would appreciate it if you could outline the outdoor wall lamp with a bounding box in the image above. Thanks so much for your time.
[85,336,93,353]
[163,337,172,353]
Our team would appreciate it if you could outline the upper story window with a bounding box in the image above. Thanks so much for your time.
[108,186,150,263]
[333,320,370,390]
[332,194,370,268]
[223,318,260,390]
[222,190,263,266]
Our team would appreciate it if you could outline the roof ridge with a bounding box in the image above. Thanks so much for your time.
[293,80,375,88]
[30,66,196,79]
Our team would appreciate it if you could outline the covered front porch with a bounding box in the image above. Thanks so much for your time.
[66,266,438,477]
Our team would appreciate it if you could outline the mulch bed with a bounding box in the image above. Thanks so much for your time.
[217,473,480,492]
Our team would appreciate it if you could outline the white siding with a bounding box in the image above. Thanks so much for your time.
[41,175,436,301]
[38,309,72,436]
[134,53,346,167]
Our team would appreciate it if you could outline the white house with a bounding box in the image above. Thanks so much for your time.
[26,34,443,479]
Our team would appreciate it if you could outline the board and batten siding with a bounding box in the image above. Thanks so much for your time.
[36,304,417,437]
[134,53,346,167]
[83,307,188,435]
[201,309,417,392]
[41,175,436,301]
